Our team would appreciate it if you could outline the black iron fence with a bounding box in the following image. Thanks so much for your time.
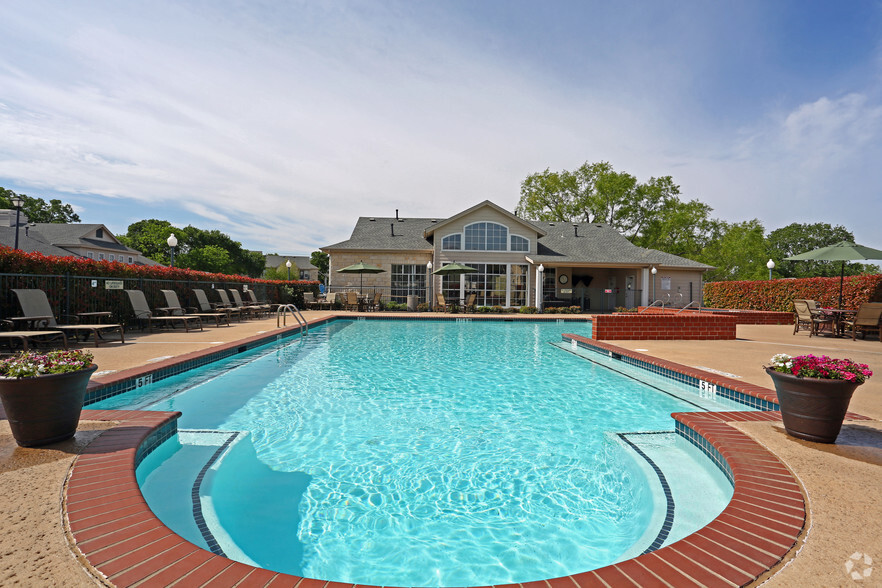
[1,273,317,327]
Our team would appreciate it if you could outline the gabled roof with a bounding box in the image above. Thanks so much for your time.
[265,254,318,270]
[31,223,142,255]
[323,216,435,252]
[0,226,77,257]
[424,200,547,238]
[528,221,712,269]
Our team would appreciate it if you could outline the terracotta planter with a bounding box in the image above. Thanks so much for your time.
[765,367,860,443]
[0,364,97,447]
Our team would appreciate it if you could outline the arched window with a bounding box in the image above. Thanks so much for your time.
[510,235,529,252]
[465,222,508,251]
[442,234,461,250]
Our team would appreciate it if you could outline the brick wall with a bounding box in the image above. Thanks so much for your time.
[636,307,793,325]
[591,313,737,340]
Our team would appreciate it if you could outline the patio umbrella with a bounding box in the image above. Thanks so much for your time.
[336,261,385,292]
[431,261,478,276]
[785,241,882,308]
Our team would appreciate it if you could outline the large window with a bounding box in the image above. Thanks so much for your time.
[392,264,427,303]
[542,267,557,301]
[510,264,528,306]
[442,234,461,250]
[510,235,529,252]
[464,222,508,251]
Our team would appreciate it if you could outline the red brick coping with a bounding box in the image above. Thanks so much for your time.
[64,319,822,587]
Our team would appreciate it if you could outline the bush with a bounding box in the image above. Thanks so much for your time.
[519,306,538,314]
[490,305,503,314]
[476,306,492,313]
[416,303,429,312]
[384,301,407,311]
[704,275,882,311]
[543,307,558,314]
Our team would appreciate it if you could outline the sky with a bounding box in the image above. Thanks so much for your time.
[1,0,881,255]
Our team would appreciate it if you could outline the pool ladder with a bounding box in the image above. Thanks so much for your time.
[276,304,308,333]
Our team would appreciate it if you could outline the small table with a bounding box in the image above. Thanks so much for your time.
[821,309,857,336]
[8,316,53,330]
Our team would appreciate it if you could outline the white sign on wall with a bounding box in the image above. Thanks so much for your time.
[661,277,672,290]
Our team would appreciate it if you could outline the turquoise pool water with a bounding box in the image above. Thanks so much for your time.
[98,320,742,585]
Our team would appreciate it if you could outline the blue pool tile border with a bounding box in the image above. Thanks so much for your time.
[675,420,735,485]
[134,417,178,468]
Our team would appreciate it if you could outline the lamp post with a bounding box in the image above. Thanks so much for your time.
[537,264,545,310]
[766,259,775,280]
[167,233,178,268]
[426,261,433,310]
[286,259,292,281]
[10,195,24,250]
[651,266,657,303]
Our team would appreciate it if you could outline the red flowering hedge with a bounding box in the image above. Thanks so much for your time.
[704,275,882,312]
[0,246,318,288]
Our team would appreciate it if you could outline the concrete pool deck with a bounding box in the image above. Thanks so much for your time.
[1,312,880,586]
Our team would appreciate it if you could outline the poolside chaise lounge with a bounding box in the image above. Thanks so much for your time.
[192,288,240,322]
[228,289,267,318]
[0,323,68,352]
[245,289,278,312]
[216,289,254,319]
[160,290,230,327]
[124,290,202,332]
[11,288,124,347]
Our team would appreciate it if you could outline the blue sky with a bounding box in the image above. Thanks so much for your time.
[1,1,881,255]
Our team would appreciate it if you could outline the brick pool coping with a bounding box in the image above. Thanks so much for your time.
[64,316,853,587]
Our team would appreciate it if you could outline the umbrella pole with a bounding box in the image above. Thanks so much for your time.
[839,261,844,309]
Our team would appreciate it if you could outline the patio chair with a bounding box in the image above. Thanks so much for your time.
[193,288,240,322]
[321,293,339,310]
[124,290,202,332]
[161,290,230,327]
[435,293,448,311]
[228,289,266,318]
[368,291,382,311]
[463,292,477,313]
[792,299,832,336]
[11,288,124,346]
[345,291,359,311]
[840,302,882,342]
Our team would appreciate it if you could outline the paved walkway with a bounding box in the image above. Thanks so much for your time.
[0,313,880,586]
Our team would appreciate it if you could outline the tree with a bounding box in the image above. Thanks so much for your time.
[117,219,179,265]
[178,245,234,274]
[264,261,299,281]
[310,251,329,282]
[766,223,877,277]
[698,220,770,282]
[1,187,81,223]
[516,162,686,240]
[632,199,719,258]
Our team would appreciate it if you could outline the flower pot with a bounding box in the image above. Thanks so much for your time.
[765,367,860,443]
[0,364,97,447]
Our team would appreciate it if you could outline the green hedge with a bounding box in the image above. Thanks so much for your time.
[703,275,882,311]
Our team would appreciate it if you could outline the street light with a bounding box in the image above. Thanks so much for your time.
[426,261,433,309]
[286,259,292,281]
[10,195,24,250]
[766,259,775,280]
[167,233,178,267]
[651,266,657,303]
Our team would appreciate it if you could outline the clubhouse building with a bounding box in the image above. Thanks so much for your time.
[322,201,711,310]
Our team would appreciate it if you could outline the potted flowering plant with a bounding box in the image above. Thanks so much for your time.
[0,350,97,447]
[765,353,873,443]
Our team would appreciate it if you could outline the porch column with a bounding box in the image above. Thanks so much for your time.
[641,267,650,306]
[535,264,544,310]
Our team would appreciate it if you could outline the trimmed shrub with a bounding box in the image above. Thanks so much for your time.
[416,303,429,312]
[519,306,538,314]
[704,275,882,311]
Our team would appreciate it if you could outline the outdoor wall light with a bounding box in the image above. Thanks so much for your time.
[286,259,292,281]
[10,195,24,250]
[167,233,178,267]
[766,259,775,280]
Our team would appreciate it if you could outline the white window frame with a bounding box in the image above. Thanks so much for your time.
[464,221,508,252]
[441,234,462,251]
[86,251,94,259]
[128,256,134,263]
[98,252,105,261]
[510,234,529,252]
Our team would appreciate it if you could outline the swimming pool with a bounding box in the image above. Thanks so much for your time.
[95,319,748,585]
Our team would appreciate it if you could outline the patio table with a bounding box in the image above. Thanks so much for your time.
[820,308,857,336]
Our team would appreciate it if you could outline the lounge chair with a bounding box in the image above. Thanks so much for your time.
[217,289,255,319]
[193,288,240,322]
[0,320,68,352]
[228,289,266,318]
[161,290,230,327]
[792,299,832,336]
[435,293,449,311]
[840,302,882,341]
[124,290,202,332]
[245,289,278,312]
[11,288,124,346]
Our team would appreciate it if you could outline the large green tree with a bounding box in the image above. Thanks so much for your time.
[766,222,877,277]
[1,187,81,223]
[698,220,770,282]
[310,250,329,282]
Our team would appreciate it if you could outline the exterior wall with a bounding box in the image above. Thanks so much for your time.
[328,250,432,291]
[590,314,737,340]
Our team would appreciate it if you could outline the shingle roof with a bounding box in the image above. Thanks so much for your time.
[530,221,712,268]
[0,226,77,257]
[265,254,318,270]
[323,217,435,251]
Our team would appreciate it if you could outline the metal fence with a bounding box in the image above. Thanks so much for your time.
[1,273,317,327]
